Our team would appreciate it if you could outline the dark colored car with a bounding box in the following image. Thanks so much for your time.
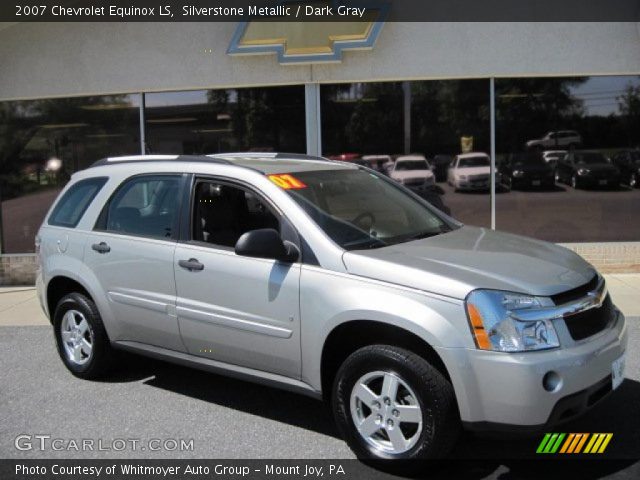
[431,154,454,182]
[499,152,555,190]
[555,151,620,189]
[611,150,640,188]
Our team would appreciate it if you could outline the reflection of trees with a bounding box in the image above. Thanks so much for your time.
[495,78,587,152]
[0,95,137,199]
[412,80,489,155]
[618,84,640,148]
[206,88,304,152]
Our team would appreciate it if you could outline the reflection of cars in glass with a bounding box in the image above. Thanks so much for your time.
[499,152,555,190]
[611,150,640,188]
[357,155,393,175]
[447,153,491,191]
[327,153,360,162]
[390,155,435,188]
[431,154,454,182]
[542,150,567,168]
[555,151,620,189]
[38,153,627,462]
[526,131,582,150]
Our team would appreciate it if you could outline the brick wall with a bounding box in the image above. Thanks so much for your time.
[0,242,639,285]
[0,254,38,285]
[560,242,640,273]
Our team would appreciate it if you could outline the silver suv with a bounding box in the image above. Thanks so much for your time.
[36,153,627,461]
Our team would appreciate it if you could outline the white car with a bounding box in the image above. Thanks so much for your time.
[390,155,435,188]
[526,131,582,150]
[542,150,568,166]
[448,153,491,191]
[359,154,393,174]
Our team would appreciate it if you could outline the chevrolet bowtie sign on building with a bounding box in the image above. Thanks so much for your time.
[227,1,389,64]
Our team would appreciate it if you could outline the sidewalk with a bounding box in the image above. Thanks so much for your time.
[0,274,637,327]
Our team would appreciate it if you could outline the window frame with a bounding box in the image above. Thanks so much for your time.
[93,173,188,242]
[48,177,108,228]
[182,175,303,259]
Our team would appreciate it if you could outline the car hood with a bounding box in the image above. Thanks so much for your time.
[575,163,618,173]
[342,226,596,300]
[454,166,490,176]
[392,170,434,180]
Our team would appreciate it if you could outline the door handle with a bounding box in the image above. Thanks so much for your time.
[178,258,204,271]
[91,242,111,254]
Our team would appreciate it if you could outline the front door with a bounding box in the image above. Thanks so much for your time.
[174,179,301,378]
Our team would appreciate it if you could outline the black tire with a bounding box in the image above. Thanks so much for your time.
[571,174,580,189]
[332,345,459,462]
[53,292,115,379]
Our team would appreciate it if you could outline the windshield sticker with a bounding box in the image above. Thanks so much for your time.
[268,174,307,190]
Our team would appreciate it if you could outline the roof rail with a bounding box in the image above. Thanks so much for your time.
[90,154,234,168]
[209,152,330,162]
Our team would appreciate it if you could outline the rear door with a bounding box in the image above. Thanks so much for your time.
[84,173,186,351]
[174,177,301,378]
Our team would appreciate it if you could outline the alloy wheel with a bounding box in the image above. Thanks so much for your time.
[60,309,94,366]
[350,371,423,455]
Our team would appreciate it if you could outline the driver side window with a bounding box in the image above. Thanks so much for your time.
[192,181,280,249]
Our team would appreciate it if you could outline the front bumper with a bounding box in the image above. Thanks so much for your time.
[436,310,627,430]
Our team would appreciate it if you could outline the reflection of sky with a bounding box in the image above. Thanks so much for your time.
[570,75,640,116]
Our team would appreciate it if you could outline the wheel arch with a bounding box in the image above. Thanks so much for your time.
[320,320,452,402]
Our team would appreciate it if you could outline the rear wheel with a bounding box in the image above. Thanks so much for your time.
[332,345,459,461]
[53,292,115,379]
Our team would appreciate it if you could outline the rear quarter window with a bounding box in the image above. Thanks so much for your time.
[48,177,108,228]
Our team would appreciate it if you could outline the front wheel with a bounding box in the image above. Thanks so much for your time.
[571,174,580,189]
[630,173,638,189]
[332,345,459,461]
[53,292,115,379]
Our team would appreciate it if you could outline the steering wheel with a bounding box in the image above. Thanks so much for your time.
[351,211,376,229]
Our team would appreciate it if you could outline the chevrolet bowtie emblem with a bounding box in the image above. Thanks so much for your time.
[227,1,388,64]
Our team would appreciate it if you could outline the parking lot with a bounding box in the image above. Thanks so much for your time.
[437,182,640,243]
[1,285,638,478]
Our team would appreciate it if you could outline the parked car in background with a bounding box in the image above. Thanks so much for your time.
[390,155,435,189]
[447,152,491,191]
[431,154,454,182]
[556,151,620,189]
[542,150,567,168]
[499,152,555,190]
[357,155,393,175]
[327,153,360,162]
[526,131,582,150]
[611,150,640,188]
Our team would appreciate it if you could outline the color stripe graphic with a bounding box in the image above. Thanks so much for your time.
[536,433,613,454]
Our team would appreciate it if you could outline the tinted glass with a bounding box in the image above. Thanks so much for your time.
[458,157,490,167]
[0,94,140,252]
[496,75,640,242]
[48,177,107,228]
[279,169,453,250]
[104,175,180,239]
[192,181,279,248]
[395,160,429,170]
[145,86,305,154]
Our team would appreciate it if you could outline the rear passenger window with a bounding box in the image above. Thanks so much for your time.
[101,175,181,240]
[48,177,107,228]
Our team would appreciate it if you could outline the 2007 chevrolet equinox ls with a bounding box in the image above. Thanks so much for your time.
[36,153,627,460]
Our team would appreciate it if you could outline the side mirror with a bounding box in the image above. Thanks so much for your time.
[235,228,299,263]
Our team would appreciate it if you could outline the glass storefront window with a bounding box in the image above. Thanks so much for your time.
[0,95,141,253]
[495,75,640,242]
[320,80,491,227]
[144,86,306,155]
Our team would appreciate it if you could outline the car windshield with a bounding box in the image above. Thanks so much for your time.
[458,157,489,168]
[277,169,453,250]
[574,153,607,165]
[395,160,429,171]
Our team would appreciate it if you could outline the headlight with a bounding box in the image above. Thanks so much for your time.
[578,168,589,176]
[512,170,524,178]
[465,290,560,352]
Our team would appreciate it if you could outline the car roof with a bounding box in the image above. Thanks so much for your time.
[457,152,489,159]
[396,155,427,161]
[90,152,357,175]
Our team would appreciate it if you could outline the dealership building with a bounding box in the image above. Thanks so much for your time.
[1,17,640,283]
